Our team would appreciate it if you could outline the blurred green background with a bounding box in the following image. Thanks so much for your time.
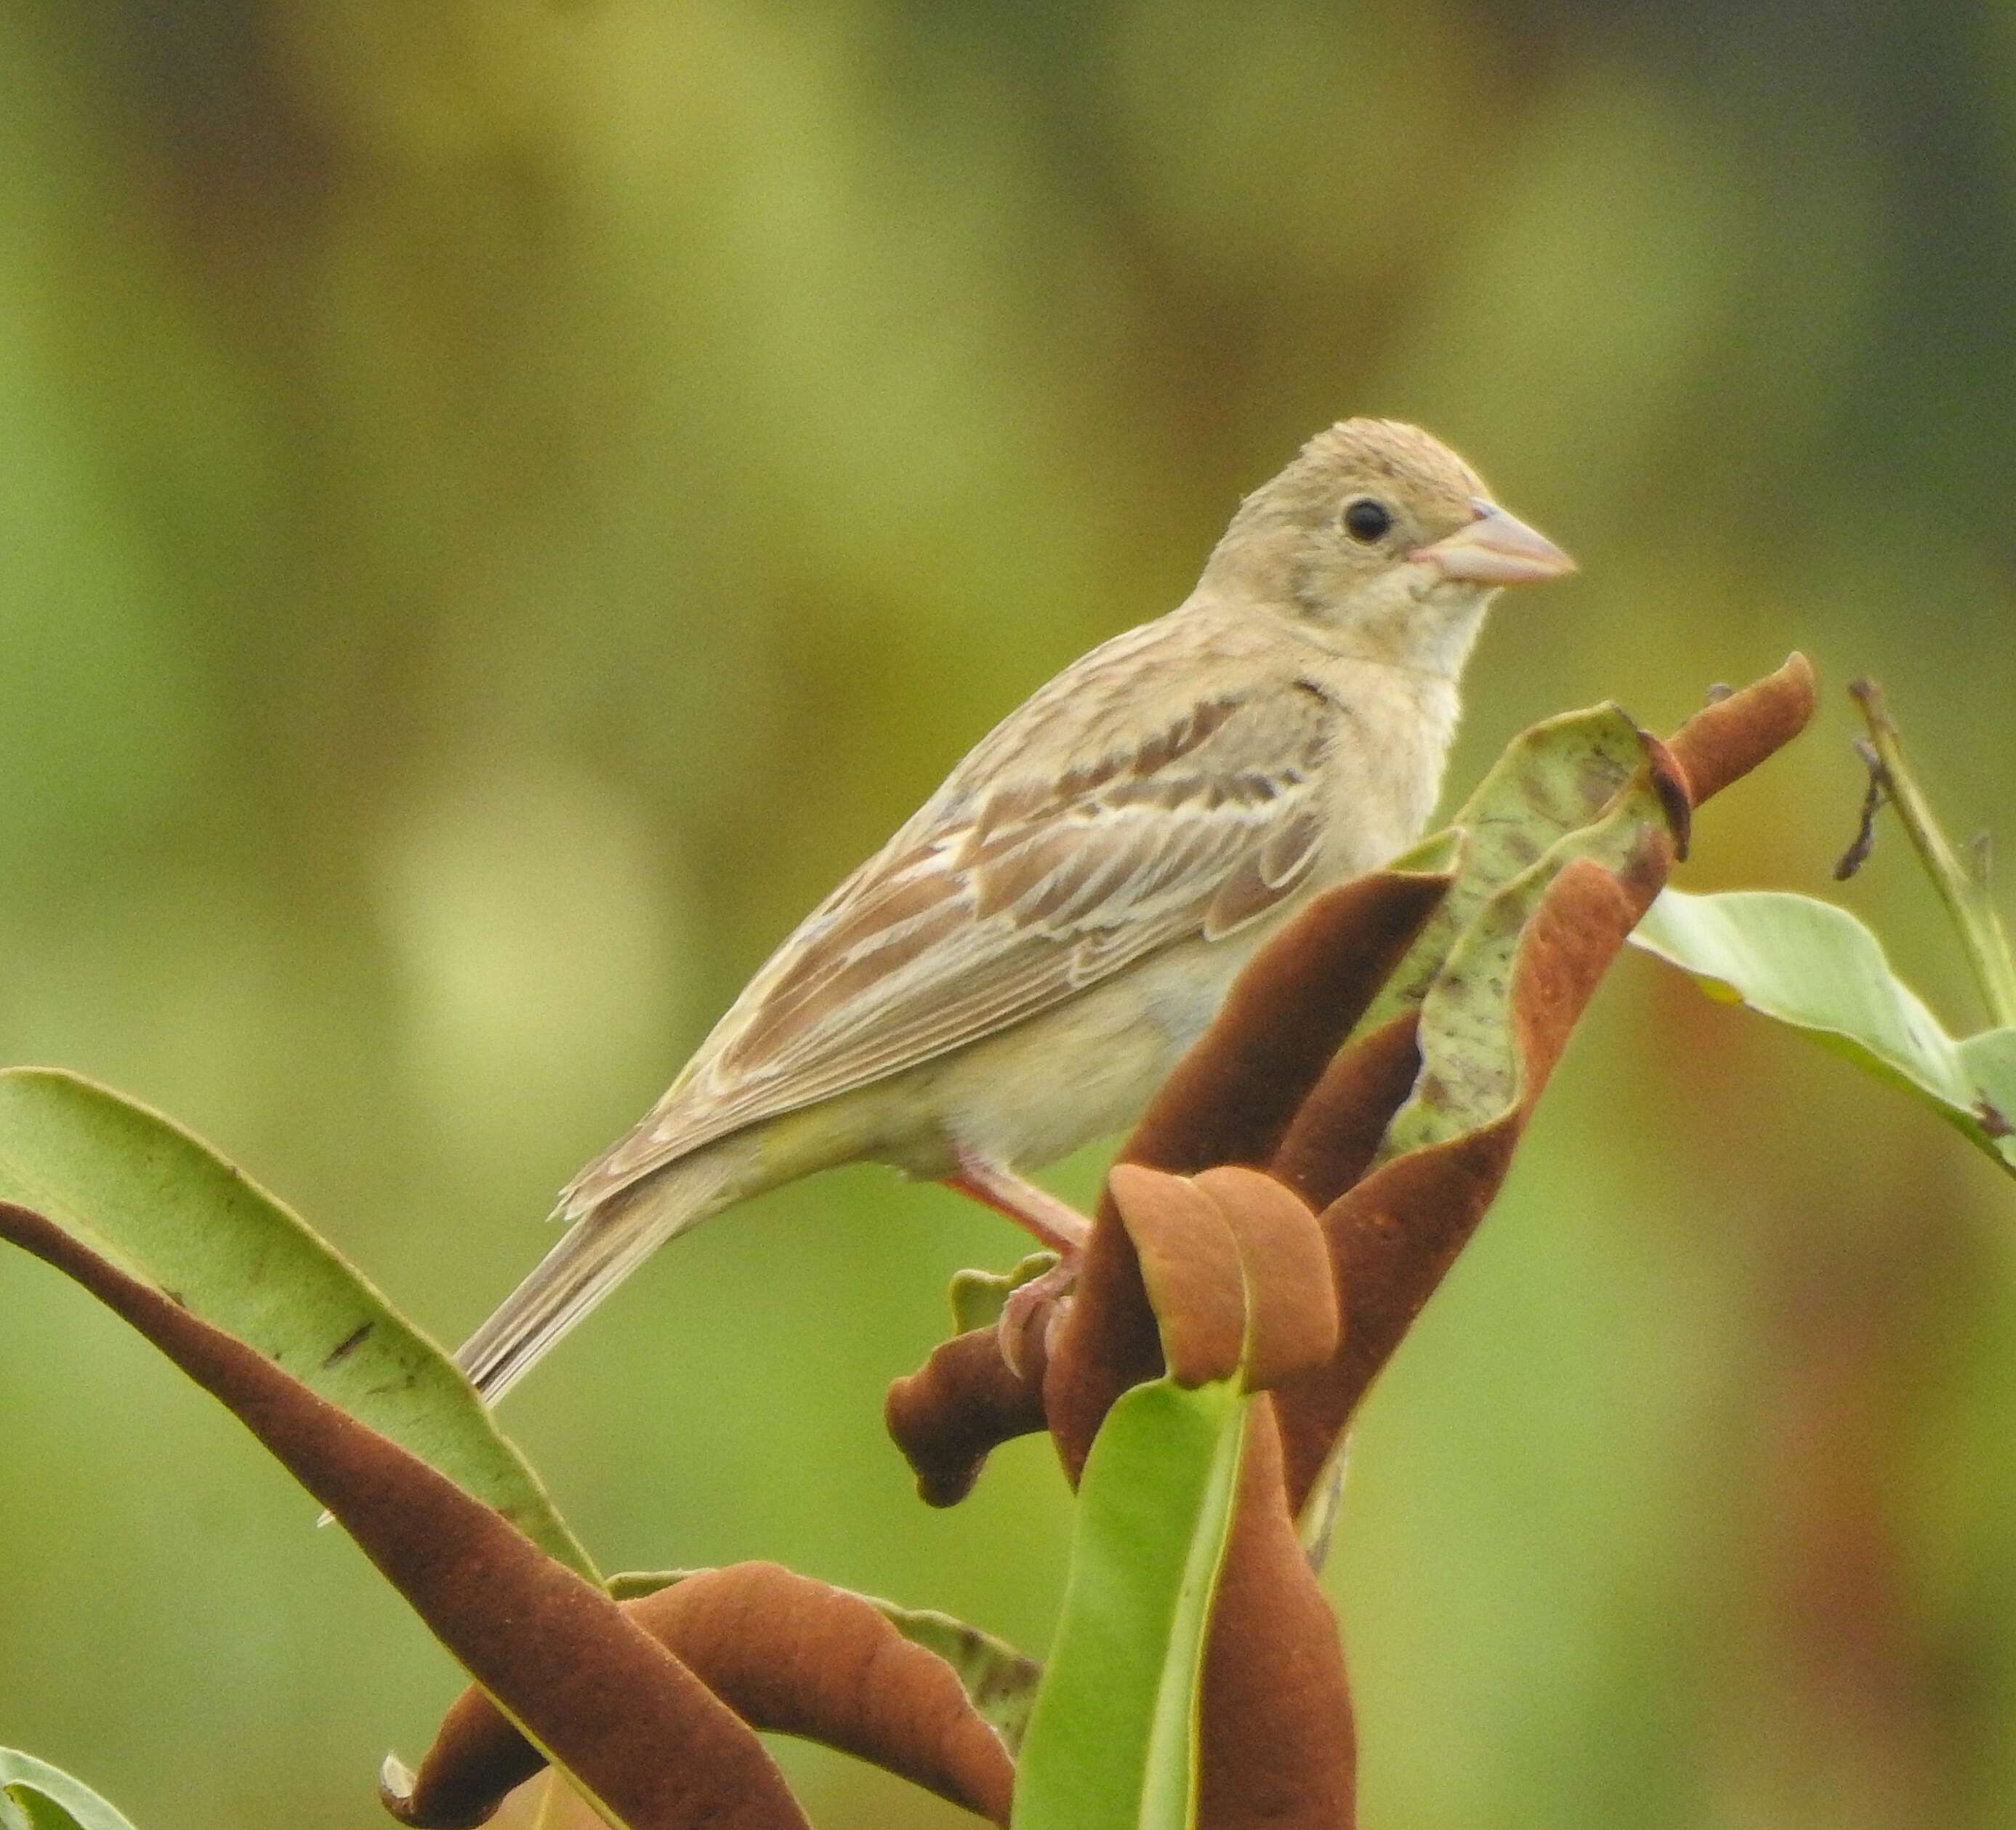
[4,1,2015,1825]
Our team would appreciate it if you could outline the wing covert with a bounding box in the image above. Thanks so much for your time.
[564,672,1341,1210]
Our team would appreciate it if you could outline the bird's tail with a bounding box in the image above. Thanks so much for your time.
[453,1143,748,1406]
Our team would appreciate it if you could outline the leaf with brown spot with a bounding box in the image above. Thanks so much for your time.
[0,1069,594,1579]
[1350,704,1659,1039]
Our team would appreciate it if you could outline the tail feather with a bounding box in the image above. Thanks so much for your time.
[455,1148,740,1405]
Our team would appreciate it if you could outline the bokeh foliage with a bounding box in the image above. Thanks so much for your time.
[2,2,2013,1826]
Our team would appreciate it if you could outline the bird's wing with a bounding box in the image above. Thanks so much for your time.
[564,653,1340,1213]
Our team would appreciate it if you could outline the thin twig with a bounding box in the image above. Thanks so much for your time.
[1848,677,2016,1029]
[1834,738,1887,881]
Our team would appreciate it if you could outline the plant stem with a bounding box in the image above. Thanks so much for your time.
[1850,677,2016,1029]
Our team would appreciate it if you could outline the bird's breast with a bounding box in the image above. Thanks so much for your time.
[1310,669,1460,880]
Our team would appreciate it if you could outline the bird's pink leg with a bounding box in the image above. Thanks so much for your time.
[942,1150,1092,1254]
[943,1150,1089,1376]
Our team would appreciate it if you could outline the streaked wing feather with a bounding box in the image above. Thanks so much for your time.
[565,670,1338,1209]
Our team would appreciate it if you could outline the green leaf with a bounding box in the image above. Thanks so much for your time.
[1285,714,1685,1542]
[1380,754,1672,1160]
[948,1251,1058,1335]
[607,1570,1044,1754]
[1012,1379,1248,1830]
[0,1068,597,1579]
[1358,704,1649,1035]
[0,1751,141,1830]
[1631,889,2016,1175]
[876,1600,1044,1755]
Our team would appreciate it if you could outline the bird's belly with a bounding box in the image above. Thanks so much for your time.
[863,928,1273,1180]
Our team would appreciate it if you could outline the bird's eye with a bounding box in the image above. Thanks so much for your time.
[1343,498,1392,543]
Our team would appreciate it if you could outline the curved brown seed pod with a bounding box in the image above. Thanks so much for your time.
[1118,871,1453,1177]
[1190,1165,1339,1392]
[1105,1164,1246,1386]
[1197,1400,1356,1830]
[1271,850,1658,1505]
[892,657,1818,1501]
[885,1325,1049,1507]
[399,1564,1017,1828]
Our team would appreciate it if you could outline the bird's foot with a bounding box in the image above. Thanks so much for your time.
[940,1150,1089,1376]
[996,1252,1078,1380]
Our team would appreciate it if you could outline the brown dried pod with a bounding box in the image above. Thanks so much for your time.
[1050,656,1814,1489]
[398,1564,1017,1827]
[1196,1400,1356,1829]
[886,1327,1049,1508]
[893,656,1815,1498]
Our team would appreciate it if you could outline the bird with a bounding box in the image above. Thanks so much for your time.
[456,418,1573,1402]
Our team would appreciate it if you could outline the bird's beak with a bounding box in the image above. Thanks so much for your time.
[1412,499,1576,587]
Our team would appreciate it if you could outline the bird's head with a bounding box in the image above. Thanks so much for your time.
[1202,418,1574,678]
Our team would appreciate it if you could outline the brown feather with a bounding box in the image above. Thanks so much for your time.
[561,658,1339,1212]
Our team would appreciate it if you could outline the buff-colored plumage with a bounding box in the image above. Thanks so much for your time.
[457,419,1572,1400]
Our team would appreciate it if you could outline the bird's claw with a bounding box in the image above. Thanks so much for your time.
[995,1255,1078,1381]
